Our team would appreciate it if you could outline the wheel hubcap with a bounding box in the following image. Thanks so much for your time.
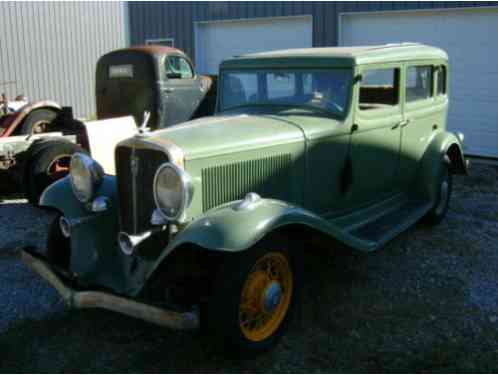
[46,155,72,180]
[262,281,282,313]
[32,120,50,134]
[239,252,293,342]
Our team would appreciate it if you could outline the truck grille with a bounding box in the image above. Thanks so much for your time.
[115,145,168,234]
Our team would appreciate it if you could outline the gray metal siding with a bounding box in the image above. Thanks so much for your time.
[0,2,126,118]
[129,1,498,64]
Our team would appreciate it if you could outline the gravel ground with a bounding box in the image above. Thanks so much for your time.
[0,164,497,372]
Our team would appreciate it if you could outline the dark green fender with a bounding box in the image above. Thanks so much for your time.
[145,197,371,281]
[415,131,467,201]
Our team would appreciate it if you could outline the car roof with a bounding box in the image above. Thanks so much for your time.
[221,43,448,69]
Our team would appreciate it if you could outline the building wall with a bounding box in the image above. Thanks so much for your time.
[0,2,127,118]
[129,1,498,64]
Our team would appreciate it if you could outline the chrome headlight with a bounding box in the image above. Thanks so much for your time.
[69,153,104,203]
[153,162,193,221]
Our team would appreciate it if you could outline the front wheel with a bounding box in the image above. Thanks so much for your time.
[204,238,300,356]
[423,164,453,225]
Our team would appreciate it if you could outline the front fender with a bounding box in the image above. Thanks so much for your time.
[39,175,118,219]
[146,197,374,282]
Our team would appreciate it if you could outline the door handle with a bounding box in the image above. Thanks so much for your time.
[399,119,410,127]
[391,123,400,130]
[162,88,175,93]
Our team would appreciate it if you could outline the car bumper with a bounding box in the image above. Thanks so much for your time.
[19,247,199,331]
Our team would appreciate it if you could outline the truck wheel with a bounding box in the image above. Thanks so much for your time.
[205,237,300,356]
[423,164,453,225]
[20,108,58,135]
[24,140,88,205]
[46,215,71,270]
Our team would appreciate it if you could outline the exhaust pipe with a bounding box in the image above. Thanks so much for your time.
[19,248,199,331]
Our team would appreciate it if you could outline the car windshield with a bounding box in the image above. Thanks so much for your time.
[220,69,352,116]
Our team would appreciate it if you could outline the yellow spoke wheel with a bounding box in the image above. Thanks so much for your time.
[239,252,293,342]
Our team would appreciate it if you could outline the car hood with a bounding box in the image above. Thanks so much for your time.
[145,109,305,160]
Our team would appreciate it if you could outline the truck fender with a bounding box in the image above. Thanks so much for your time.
[146,195,375,282]
[416,131,467,202]
[1,100,61,137]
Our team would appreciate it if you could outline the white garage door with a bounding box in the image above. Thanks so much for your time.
[341,8,498,158]
[195,16,312,75]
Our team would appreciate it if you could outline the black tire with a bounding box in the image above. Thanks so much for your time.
[46,216,71,270]
[19,108,58,135]
[23,140,88,205]
[423,163,453,226]
[204,236,301,357]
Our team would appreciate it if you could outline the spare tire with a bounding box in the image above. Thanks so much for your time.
[23,140,89,205]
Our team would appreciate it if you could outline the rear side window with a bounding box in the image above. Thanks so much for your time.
[359,68,399,110]
[166,56,194,79]
[406,66,433,102]
[437,65,447,95]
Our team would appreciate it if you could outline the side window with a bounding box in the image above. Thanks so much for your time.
[437,65,447,95]
[166,56,194,79]
[406,65,433,102]
[359,68,399,110]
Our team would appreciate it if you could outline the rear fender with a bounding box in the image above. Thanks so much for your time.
[1,100,61,137]
[417,131,467,201]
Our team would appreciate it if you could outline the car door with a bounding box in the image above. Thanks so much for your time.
[161,55,205,127]
[399,63,446,187]
[349,65,403,207]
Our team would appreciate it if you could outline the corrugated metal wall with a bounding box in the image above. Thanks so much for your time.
[0,2,127,117]
[129,1,498,64]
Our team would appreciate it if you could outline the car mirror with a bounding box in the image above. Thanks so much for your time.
[166,72,182,79]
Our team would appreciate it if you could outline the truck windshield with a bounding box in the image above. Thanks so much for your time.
[220,69,352,116]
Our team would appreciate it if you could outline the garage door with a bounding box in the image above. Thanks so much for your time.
[195,16,312,75]
[341,8,498,158]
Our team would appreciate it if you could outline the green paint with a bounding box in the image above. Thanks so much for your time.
[40,44,467,296]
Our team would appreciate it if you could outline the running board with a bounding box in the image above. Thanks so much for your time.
[329,195,432,252]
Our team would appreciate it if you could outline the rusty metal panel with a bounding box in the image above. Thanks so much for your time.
[0,2,127,118]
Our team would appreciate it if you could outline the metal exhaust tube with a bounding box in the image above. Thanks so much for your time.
[19,248,199,331]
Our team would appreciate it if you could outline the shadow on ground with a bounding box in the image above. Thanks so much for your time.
[1,165,497,372]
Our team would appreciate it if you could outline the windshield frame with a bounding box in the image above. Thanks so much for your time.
[218,67,354,119]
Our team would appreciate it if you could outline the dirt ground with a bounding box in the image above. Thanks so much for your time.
[0,163,497,372]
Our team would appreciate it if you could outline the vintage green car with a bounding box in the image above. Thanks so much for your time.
[22,43,468,355]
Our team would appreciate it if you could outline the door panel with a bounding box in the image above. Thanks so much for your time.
[350,66,403,206]
[399,64,448,187]
[161,55,205,127]
[162,78,204,126]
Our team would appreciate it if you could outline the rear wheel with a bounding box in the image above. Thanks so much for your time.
[204,237,300,356]
[23,140,88,205]
[424,163,452,225]
[20,108,58,135]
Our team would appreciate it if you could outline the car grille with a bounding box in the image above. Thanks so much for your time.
[115,145,168,234]
[201,154,293,211]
